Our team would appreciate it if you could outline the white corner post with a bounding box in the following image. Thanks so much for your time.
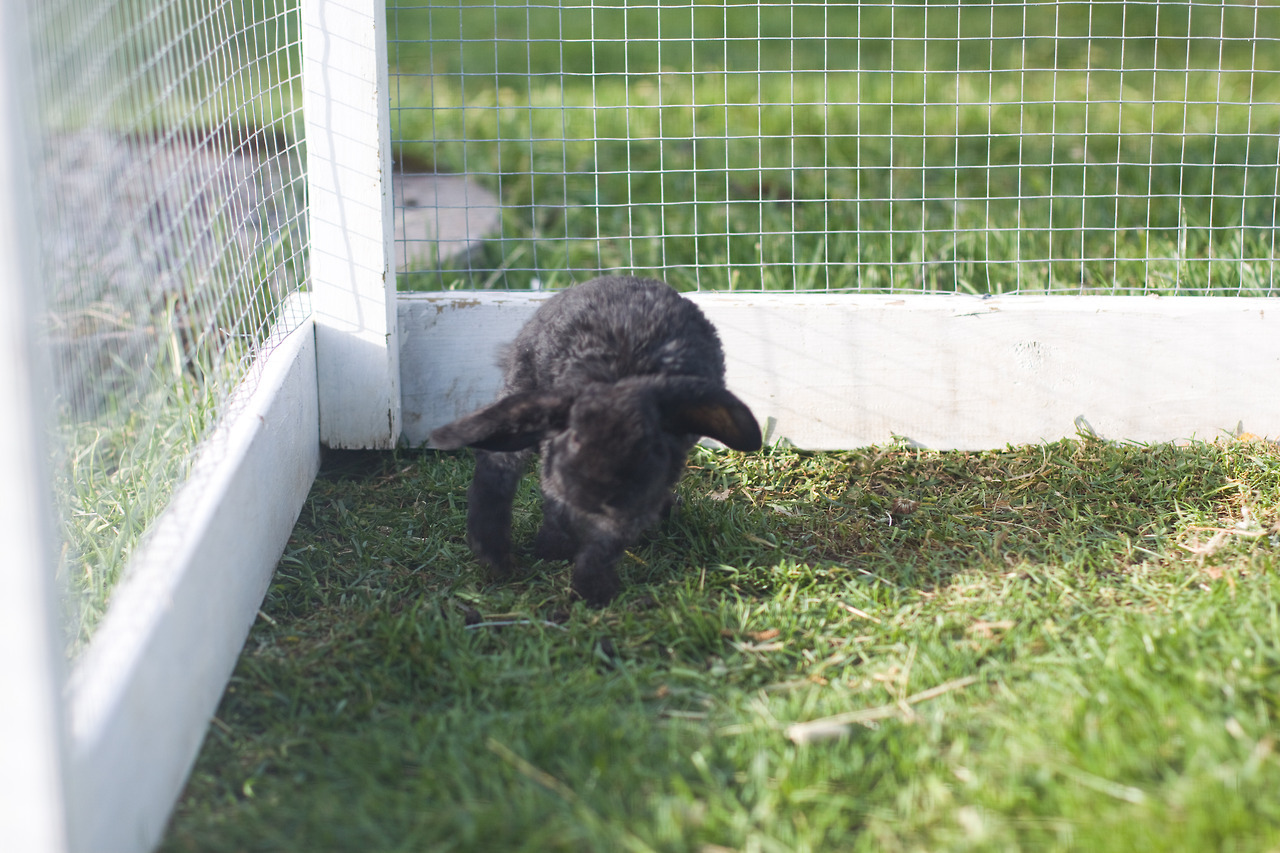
[0,0,70,849]
[303,0,401,449]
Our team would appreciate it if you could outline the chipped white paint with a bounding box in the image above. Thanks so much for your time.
[304,0,400,448]
[399,294,536,443]
[399,292,1280,450]
[66,308,320,853]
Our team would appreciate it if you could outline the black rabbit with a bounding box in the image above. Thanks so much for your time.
[429,276,761,605]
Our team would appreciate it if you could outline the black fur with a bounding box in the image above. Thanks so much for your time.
[429,276,761,606]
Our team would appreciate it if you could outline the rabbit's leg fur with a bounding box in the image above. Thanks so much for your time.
[466,448,531,578]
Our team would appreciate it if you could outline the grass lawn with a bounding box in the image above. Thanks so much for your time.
[161,435,1280,851]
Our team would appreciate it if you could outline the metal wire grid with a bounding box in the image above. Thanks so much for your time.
[388,0,1280,295]
[22,0,309,644]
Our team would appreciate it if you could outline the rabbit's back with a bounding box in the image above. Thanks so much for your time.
[502,276,725,392]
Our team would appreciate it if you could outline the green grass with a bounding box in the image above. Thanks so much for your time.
[162,435,1280,851]
[52,296,233,647]
[388,0,1280,294]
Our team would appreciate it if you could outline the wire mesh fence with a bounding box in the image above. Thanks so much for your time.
[387,0,1280,295]
[22,0,309,648]
[17,0,1279,646]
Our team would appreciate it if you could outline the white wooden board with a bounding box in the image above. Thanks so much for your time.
[64,315,320,853]
[304,0,400,449]
[399,292,1280,450]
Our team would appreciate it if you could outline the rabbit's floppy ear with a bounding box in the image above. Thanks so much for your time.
[652,378,763,452]
[429,390,573,452]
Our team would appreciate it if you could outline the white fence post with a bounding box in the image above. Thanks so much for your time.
[303,0,402,449]
[0,0,71,848]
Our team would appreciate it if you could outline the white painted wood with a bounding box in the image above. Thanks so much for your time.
[398,292,1280,450]
[0,0,71,846]
[303,0,400,449]
[65,308,320,853]
[398,294,540,442]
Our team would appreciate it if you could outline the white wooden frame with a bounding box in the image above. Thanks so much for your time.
[399,292,1280,449]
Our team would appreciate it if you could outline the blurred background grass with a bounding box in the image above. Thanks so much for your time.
[387,0,1280,294]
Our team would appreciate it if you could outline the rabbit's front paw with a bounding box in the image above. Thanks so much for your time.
[571,560,622,607]
[471,544,515,581]
[466,523,515,579]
